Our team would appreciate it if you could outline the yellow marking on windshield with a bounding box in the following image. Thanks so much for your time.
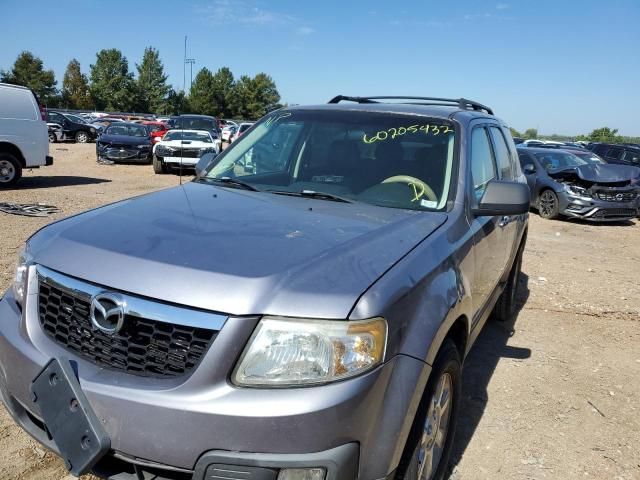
[410,182,426,202]
[363,124,453,144]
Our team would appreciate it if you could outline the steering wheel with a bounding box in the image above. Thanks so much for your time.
[381,175,438,202]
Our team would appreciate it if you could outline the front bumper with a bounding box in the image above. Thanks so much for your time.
[557,191,638,222]
[0,279,428,480]
[97,146,152,163]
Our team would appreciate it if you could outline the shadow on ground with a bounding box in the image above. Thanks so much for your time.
[449,272,532,473]
[9,176,111,190]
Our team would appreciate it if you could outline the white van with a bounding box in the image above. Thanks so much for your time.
[0,83,52,186]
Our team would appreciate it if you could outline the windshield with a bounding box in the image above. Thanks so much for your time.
[204,110,456,211]
[163,131,212,142]
[175,117,216,131]
[534,151,588,171]
[572,151,606,164]
[105,124,148,137]
[65,114,87,124]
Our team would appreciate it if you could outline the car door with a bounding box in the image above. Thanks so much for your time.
[488,126,519,272]
[468,124,507,324]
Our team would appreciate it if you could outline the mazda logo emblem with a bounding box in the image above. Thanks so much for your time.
[89,292,125,335]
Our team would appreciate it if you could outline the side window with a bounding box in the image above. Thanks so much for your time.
[489,126,514,179]
[48,112,63,123]
[470,127,497,201]
[623,150,640,164]
[607,147,623,160]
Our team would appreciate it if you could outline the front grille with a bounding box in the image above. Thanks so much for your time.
[178,148,201,158]
[38,278,217,378]
[592,208,637,219]
[595,191,637,202]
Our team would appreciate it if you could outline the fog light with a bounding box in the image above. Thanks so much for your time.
[277,468,326,480]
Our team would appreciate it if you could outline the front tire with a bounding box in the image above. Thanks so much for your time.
[0,153,22,187]
[153,156,167,174]
[538,189,560,219]
[399,340,462,480]
[75,131,89,143]
[48,132,57,143]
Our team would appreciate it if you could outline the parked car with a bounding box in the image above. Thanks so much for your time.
[0,95,530,480]
[142,120,169,144]
[47,123,63,143]
[518,146,639,221]
[153,129,221,174]
[168,114,221,139]
[0,83,52,186]
[221,124,237,142]
[95,122,152,163]
[231,121,255,142]
[588,142,640,166]
[46,110,98,143]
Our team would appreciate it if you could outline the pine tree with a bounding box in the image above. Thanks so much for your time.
[89,49,136,111]
[1,51,58,106]
[136,47,170,114]
[61,59,92,109]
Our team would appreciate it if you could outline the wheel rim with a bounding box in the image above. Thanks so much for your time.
[0,160,16,183]
[49,134,55,143]
[417,373,453,480]
[77,132,88,143]
[539,191,556,217]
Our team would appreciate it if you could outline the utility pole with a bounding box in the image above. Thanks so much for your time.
[183,36,187,93]
[185,58,196,91]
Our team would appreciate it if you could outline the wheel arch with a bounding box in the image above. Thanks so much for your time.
[0,142,26,167]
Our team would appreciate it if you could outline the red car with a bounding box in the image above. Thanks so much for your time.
[142,121,169,144]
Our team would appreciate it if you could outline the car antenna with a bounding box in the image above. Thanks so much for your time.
[179,114,183,185]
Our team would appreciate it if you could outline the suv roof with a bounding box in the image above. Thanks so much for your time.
[0,82,30,91]
[287,96,496,122]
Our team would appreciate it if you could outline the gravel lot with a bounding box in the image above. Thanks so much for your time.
[0,144,638,480]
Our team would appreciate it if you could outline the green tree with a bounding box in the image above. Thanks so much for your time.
[89,49,136,111]
[189,67,218,115]
[136,47,170,114]
[166,89,190,115]
[230,73,281,119]
[61,59,92,109]
[210,67,235,118]
[587,127,621,143]
[1,51,58,105]
[523,128,538,140]
[509,127,522,138]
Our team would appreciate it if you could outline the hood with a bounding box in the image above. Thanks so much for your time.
[98,134,150,145]
[549,163,640,184]
[28,183,446,319]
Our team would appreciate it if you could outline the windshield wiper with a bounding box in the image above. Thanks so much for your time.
[197,176,261,192]
[268,189,353,203]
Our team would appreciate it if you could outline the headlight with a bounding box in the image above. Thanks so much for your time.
[12,247,32,308]
[233,317,387,387]
[90,127,96,134]
[565,184,590,198]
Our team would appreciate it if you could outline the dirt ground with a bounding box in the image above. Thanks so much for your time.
[0,143,638,480]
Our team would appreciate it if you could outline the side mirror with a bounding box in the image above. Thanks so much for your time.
[195,152,217,177]
[473,181,530,216]
[523,163,536,174]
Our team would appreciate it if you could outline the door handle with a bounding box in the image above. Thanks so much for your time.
[498,216,511,227]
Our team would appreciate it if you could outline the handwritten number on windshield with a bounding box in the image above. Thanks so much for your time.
[363,124,453,144]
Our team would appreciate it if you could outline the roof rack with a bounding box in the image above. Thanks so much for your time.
[327,95,494,115]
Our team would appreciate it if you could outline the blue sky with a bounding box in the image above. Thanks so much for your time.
[3,0,639,135]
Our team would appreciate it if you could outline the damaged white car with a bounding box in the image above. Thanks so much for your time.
[152,129,221,174]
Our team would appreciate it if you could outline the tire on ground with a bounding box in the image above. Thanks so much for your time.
[153,156,166,174]
[0,153,23,187]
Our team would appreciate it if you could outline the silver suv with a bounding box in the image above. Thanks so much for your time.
[0,96,529,480]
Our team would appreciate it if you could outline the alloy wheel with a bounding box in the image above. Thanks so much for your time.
[76,132,88,143]
[417,373,453,480]
[539,191,557,218]
[0,160,16,183]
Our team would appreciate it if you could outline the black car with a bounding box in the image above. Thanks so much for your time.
[95,122,153,163]
[46,110,98,143]
[588,142,640,166]
[169,114,221,139]
[518,146,640,221]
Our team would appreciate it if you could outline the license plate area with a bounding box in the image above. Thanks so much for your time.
[31,358,110,476]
